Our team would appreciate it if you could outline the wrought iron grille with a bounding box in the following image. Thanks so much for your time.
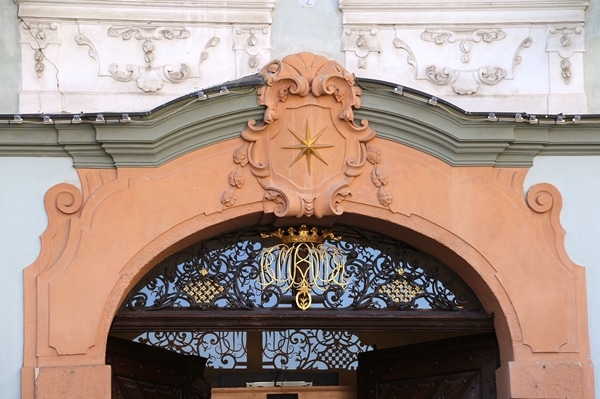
[133,329,372,371]
[120,226,481,312]
[136,331,248,369]
[263,330,372,370]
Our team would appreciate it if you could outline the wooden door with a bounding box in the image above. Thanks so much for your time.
[357,333,499,399]
[106,336,210,399]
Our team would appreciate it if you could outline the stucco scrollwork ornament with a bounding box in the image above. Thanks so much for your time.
[107,26,192,92]
[342,28,380,70]
[394,27,532,95]
[421,29,506,64]
[546,25,584,84]
[19,20,59,78]
[233,26,271,73]
[101,25,197,92]
[222,52,388,218]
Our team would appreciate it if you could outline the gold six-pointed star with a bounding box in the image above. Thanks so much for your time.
[283,122,333,174]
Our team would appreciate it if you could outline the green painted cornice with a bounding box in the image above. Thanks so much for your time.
[1,78,600,168]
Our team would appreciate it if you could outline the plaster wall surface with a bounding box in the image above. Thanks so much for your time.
[585,0,600,113]
[0,158,79,399]
[0,0,20,113]
[271,0,343,63]
[525,155,600,398]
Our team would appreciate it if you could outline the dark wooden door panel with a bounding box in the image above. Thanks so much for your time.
[377,370,481,399]
[114,376,183,399]
[106,336,209,399]
[357,333,499,399]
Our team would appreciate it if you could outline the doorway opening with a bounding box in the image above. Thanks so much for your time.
[108,225,497,398]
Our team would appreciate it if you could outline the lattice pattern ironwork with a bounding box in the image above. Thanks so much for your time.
[133,329,372,371]
[263,330,372,370]
[121,226,481,312]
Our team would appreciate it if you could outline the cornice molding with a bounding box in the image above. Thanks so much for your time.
[16,0,276,23]
[339,0,588,24]
[1,78,600,168]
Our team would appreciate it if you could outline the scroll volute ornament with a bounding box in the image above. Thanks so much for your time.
[222,52,388,218]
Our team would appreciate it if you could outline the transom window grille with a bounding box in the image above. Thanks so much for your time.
[133,329,372,371]
[120,226,481,312]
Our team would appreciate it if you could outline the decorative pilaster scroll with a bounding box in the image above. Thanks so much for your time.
[546,26,584,84]
[233,26,271,74]
[222,53,390,218]
[526,183,572,266]
[19,20,59,78]
[342,28,380,70]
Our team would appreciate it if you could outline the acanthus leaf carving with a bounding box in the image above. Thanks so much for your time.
[223,53,385,218]
[421,29,506,64]
[264,189,288,217]
[199,36,220,66]
[74,34,99,68]
[332,188,352,215]
[476,67,507,85]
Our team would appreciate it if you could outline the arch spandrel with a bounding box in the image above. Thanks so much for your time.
[22,53,592,398]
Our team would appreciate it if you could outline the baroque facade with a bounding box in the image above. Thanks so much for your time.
[2,0,600,398]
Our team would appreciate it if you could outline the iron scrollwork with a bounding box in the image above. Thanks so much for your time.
[121,226,480,312]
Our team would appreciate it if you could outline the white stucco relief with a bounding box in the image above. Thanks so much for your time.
[14,0,588,115]
[546,25,585,85]
[75,25,222,93]
[16,0,275,113]
[339,0,589,113]
[19,20,59,79]
[391,27,532,96]
[342,27,380,70]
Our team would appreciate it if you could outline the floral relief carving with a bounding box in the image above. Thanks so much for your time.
[394,28,532,95]
[546,26,584,84]
[367,144,392,207]
[222,53,388,217]
[342,28,380,69]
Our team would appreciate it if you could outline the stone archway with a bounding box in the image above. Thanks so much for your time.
[22,53,592,398]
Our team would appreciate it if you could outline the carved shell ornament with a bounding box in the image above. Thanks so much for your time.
[222,52,391,217]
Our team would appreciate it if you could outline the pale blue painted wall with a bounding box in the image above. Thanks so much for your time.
[585,0,600,113]
[271,0,343,63]
[0,158,80,399]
